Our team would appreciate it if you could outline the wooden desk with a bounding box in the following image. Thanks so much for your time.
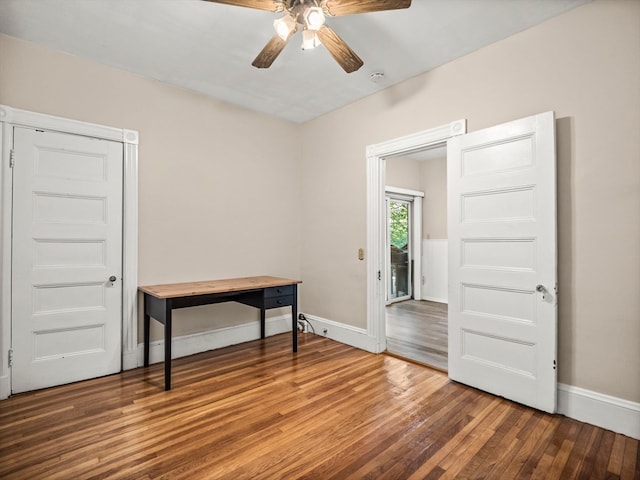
[139,276,301,390]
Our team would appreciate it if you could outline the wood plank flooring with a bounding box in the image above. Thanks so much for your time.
[1,333,638,479]
[386,300,448,370]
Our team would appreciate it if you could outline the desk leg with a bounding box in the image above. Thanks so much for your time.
[143,295,150,367]
[164,303,172,391]
[292,284,298,352]
[260,308,266,340]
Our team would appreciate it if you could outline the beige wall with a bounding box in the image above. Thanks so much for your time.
[0,34,301,339]
[0,0,638,404]
[299,0,640,402]
[420,158,447,240]
[385,156,421,191]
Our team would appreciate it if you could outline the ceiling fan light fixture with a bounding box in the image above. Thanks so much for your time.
[274,14,296,40]
[303,6,325,30]
[301,29,320,50]
[206,0,411,73]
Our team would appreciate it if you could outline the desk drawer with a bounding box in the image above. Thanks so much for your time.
[264,295,294,309]
[264,285,294,298]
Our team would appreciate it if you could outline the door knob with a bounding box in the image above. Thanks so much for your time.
[109,275,117,283]
[536,284,548,300]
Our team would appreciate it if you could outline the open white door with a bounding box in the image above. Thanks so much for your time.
[11,127,123,393]
[447,111,557,413]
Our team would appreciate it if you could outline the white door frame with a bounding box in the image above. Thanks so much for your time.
[0,105,139,399]
[366,120,466,353]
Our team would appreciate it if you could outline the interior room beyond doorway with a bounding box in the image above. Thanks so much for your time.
[385,146,448,370]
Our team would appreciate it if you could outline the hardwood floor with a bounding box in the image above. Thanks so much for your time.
[1,333,638,479]
[386,299,448,370]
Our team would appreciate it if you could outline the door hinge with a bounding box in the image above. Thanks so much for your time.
[9,149,15,168]
[8,349,13,367]
[377,270,382,281]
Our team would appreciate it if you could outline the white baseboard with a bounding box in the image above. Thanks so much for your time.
[122,349,138,371]
[0,316,291,399]
[558,383,640,439]
[302,313,379,353]
[0,374,9,400]
[422,296,448,304]
[7,310,637,441]
[300,314,640,440]
[137,315,292,366]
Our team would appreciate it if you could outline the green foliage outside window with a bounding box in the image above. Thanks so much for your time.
[389,201,409,249]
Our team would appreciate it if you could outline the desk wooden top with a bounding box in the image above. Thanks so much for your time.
[139,276,301,299]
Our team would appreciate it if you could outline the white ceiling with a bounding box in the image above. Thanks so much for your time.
[0,0,591,123]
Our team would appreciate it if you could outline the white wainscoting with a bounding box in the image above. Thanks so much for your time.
[422,239,448,303]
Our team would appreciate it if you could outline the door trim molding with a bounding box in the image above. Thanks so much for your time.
[0,105,139,399]
[366,120,466,353]
[385,186,425,198]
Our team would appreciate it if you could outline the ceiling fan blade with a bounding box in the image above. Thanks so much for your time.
[252,32,294,68]
[323,0,411,16]
[201,0,284,12]
[316,25,363,73]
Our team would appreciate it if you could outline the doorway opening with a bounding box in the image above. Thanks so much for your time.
[365,119,465,366]
[384,146,449,370]
[368,113,558,413]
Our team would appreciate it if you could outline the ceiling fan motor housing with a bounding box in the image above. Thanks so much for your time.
[287,0,325,28]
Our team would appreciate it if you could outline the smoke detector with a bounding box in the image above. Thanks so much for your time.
[369,72,385,83]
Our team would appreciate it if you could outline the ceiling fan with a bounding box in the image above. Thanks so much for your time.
[202,0,412,73]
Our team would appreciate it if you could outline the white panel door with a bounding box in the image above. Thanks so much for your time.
[447,112,557,413]
[11,127,123,393]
